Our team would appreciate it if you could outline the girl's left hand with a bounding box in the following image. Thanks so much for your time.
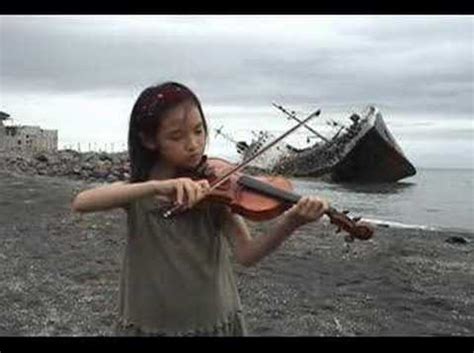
[284,196,330,229]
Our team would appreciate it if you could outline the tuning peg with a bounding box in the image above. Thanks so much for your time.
[352,216,361,223]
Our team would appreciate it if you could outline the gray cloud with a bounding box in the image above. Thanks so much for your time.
[1,15,472,118]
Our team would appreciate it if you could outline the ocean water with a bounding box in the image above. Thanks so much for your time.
[291,168,474,233]
[0,167,472,234]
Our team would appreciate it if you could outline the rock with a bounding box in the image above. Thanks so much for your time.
[72,167,81,175]
[106,174,118,183]
[52,165,61,174]
[445,236,469,245]
[1,150,133,182]
[82,162,93,171]
[84,153,98,163]
[98,152,113,162]
[34,153,49,163]
[92,160,112,179]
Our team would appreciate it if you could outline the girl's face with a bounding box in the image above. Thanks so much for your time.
[153,101,207,170]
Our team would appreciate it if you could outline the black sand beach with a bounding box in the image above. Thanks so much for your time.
[0,170,473,336]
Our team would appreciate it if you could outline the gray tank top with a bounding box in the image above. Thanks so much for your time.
[116,195,246,336]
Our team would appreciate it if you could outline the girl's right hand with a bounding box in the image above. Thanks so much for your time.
[152,178,211,209]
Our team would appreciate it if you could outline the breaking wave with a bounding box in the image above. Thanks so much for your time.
[362,218,439,231]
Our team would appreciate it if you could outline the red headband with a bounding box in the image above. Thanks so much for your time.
[139,85,193,119]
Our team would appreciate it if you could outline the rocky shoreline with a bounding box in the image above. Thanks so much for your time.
[0,162,473,336]
[0,150,130,183]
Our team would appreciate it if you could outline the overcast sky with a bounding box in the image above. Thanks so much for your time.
[0,15,473,169]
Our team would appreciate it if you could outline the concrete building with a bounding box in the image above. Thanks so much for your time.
[0,111,58,153]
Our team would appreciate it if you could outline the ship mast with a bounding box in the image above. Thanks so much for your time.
[272,103,330,143]
[214,125,239,144]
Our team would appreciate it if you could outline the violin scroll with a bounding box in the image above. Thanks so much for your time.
[325,207,374,241]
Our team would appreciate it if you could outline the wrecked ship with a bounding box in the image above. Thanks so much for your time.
[223,106,416,183]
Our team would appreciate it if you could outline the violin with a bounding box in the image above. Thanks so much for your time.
[163,107,374,241]
[165,155,374,241]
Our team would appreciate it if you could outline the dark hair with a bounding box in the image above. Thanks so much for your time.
[128,81,208,183]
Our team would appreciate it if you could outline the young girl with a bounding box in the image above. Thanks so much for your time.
[71,81,329,336]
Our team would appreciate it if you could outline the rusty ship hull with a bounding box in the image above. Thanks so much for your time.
[236,106,417,183]
[330,112,416,182]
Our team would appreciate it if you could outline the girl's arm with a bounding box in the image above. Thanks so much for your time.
[223,196,329,267]
[71,180,156,213]
[71,178,210,213]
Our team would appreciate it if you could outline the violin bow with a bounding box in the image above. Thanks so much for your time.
[162,108,321,218]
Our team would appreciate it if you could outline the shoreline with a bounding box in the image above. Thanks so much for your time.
[1,167,472,235]
[0,170,472,336]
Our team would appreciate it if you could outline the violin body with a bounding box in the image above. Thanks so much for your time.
[200,157,295,221]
